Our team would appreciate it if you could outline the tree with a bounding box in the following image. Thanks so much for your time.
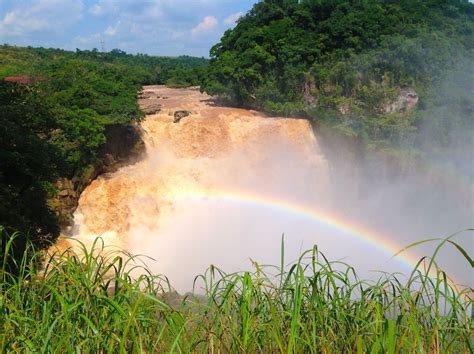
[0,81,61,261]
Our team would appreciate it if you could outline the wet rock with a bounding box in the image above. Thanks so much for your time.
[101,124,145,173]
[138,91,155,99]
[173,110,191,123]
[53,178,78,228]
[103,153,116,167]
[58,189,69,197]
[141,103,162,115]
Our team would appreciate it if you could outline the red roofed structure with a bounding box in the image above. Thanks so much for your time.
[3,76,33,85]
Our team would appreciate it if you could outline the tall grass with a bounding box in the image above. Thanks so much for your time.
[0,230,472,352]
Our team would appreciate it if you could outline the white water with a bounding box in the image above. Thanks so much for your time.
[68,86,472,292]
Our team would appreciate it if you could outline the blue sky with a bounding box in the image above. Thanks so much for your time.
[0,0,257,57]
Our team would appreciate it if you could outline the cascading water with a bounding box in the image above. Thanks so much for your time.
[69,86,472,291]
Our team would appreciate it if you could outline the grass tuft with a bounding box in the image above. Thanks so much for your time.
[0,231,472,352]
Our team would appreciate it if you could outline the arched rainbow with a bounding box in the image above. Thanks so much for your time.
[165,186,423,271]
[163,186,470,290]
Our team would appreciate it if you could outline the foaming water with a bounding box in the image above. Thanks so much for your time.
[70,86,472,292]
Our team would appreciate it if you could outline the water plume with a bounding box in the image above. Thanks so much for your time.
[71,86,472,292]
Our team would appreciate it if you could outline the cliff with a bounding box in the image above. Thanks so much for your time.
[51,123,145,232]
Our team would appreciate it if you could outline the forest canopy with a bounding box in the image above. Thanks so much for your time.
[201,0,474,157]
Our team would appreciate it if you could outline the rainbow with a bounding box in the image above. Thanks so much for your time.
[164,186,471,290]
[165,186,424,272]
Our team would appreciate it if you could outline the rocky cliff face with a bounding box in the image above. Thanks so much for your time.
[52,123,145,232]
[101,124,146,173]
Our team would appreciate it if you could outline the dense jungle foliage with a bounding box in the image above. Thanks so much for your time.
[201,0,474,161]
[0,45,207,251]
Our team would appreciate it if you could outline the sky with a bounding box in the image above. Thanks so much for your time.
[0,0,257,57]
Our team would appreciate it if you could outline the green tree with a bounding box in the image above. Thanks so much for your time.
[0,81,61,260]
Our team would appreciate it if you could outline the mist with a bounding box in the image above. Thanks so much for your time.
[72,84,473,293]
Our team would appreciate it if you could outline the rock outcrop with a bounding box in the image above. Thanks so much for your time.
[52,123,145,231]
[383,88,418,114]
[173,110,191,123]
[101,124,145,173]
[139,89,162,114]
[141,103,162,115]
[138,90,156,99]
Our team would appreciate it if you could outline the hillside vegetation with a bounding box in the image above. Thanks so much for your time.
[202,0,474,162]
[0,45,207,251]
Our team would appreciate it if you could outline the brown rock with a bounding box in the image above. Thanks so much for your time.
[58,189,69,197]
[173,110,191,123]
[141,103,162,115]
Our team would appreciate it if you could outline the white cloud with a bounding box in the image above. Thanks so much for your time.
[224,12,243,25]
[0,0,257,56]
[73,22,122,46]
[89,4,101,16]
[104,23,118,36]
[0,0,84,37]
[89,0,116,17]
[89,0,162,20]
[191,15,218,34]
